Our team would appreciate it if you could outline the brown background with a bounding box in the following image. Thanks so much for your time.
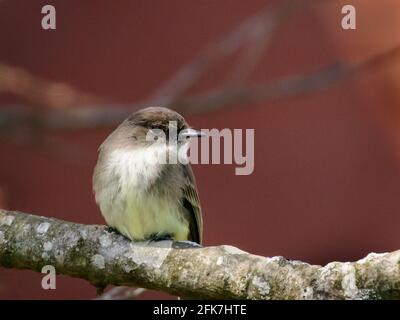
[1,0,400,299]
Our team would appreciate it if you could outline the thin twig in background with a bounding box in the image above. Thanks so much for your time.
[1,45,399,132]
[148,0,297,105]
[172,45,400,113]
[0,64,102,109]
[0,0,397,133]
[0,1,327,128]
[149,0,336,105]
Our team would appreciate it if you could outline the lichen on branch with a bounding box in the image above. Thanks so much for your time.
[1,209,400,299]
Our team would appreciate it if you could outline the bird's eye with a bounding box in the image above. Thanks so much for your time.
[148,128,165,142]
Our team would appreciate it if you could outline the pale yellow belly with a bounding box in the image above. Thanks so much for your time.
[102,194,189,241]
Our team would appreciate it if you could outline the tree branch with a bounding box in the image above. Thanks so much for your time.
[1,209,400,299]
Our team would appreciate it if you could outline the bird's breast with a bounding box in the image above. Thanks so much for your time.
[94,146,189,241]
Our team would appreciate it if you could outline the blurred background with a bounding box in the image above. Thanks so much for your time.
[1,0,400,299]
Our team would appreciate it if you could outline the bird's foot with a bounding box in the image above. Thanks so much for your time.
[104,226,116,233]
[148,233,174,242]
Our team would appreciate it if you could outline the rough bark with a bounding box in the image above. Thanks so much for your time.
[1,209,400,299]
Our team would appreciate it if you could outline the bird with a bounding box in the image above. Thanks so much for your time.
[93,106,204,244]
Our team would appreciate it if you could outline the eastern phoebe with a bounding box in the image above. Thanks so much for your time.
[93,107,204,244]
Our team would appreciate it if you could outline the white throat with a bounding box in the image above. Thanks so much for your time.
[108,142,189,192]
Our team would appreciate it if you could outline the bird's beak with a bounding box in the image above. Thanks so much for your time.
[180,128,206,139]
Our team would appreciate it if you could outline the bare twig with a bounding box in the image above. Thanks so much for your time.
[172,45,400,112]
[0,1,398,133]
[148,1,297,105]
[0,63,102,109]
[1,45,400,132]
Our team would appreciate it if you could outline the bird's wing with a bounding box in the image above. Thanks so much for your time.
[181,165,203,244]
